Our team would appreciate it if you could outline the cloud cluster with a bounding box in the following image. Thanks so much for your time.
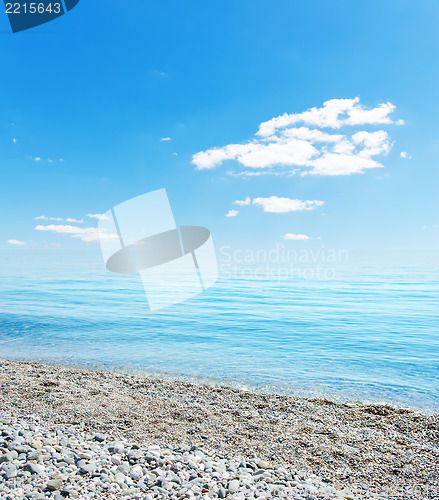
[66,218,85,223]
[33,214,114,243]
[87,213,109,221]
[230,196,324,216]
[34,216,63,221]
[192,98,402,176]
[31,157,64,163]
[35,215,96,223]
[251,197,324,213]
[34,224,118,242]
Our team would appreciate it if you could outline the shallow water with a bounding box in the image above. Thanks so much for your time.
[1,248,438,412]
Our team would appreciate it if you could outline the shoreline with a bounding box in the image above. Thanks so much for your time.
[1,355,434,416]
[1,358,438,498]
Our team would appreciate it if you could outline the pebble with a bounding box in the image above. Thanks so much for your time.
[0,413,400,500]
[24,462,44,474]
[257,459,272,469]
[130,465,143,480]
[2,463,17,478]
[228,478,240,493]
[47,478,63,491]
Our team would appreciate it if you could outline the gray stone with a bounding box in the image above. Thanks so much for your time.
[11,444,29,454]
[115,472,126,485]
[79,462,97,474]
[2,463,17,478]
[24,462,44,474]
[228,479,240,493]
[108,442,125,454]
[130,465,143,481]
[47,478,63,491]
[26,451,41,461]
[0,452,14,463]
[218,486,227,498]
[61,455,74,464]
[127,449,143,461]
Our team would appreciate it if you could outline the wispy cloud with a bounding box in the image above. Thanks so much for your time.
[283,233,311,241]
[160,137,172,142]
[225,210,239,217]
[7,239,27,246]
[87,213,109,221]
[34,224,118,242]
[233,197,251,206]
[234,196,324,213]
[227,170,277,178]
[66,218,84,223]
[31,157,64,164]
[192,98,402,176]
[34,216,63,221]
[149,70,167,78]
[401,151,412,159]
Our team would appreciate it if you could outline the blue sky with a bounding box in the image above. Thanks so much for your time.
[1,0,438,256]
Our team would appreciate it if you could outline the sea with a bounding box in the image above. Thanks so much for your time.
[1,246,438,413]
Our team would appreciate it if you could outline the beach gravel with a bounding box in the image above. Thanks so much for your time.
[1,359,438,499]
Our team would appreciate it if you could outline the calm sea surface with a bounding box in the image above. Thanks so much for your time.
[1,248,438,412]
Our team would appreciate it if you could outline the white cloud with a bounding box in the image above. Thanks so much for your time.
[34,216,63,221]
[192,98,401,176]
[34,157,41,161]
[66,218,84,223]
[172,152,178,156]
[283,233,311,241]
[252,196,324,213]
[87,213,109,221]
[161,137,172,142]
[401,151,411,159]
[306,153,381,176]
[227,170,266,178]
[351,130,391,157]
[34,224,118,243]
[233,196,251,206]
[8,239,27,246]
[225,210,239,217]
[192,140,317,170]
[13,138,17,144]
[257,98,401,137]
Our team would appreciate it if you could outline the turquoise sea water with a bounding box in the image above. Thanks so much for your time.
[0,248,438,412]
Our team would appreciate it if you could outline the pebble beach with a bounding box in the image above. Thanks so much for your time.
[0,359,438,499]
